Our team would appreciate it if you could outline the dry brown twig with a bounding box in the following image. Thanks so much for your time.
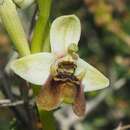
[0,99,24,107]
[115,123,130,130]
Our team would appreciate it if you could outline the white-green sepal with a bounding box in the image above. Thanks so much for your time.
[10,53,56,85]
[75,58,109,92]
[50,15,81,55]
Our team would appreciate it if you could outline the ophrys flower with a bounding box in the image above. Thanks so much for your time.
[11,15,109,117]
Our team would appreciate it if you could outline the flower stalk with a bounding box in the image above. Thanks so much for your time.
[39,110,57,130]
[31,0,52,53]
[31,0,56,130]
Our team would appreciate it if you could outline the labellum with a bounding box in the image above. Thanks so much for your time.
[36,49,86,116]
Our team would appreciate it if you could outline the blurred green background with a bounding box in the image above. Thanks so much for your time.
[1,0,130,130]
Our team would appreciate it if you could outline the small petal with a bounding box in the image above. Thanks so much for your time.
[72,85,86,117]
[10,52,56,85]
[50,15,81,55]
[75,58,109,92]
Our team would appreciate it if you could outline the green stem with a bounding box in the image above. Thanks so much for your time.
[42,23,51,52]
[31,0,52,53]
[33,85,57,130]
[31,1,56,129]
[39,110,57,130]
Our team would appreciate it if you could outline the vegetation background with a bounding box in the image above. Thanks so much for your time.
[0,0,130,130]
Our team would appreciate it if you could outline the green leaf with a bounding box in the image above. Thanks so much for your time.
[0,0,30,56]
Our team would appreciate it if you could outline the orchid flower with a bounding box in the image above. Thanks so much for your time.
[10,15,109,117]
